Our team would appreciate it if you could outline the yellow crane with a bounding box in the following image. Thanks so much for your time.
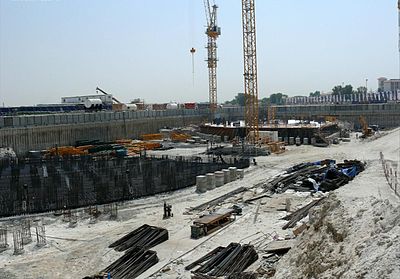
[203,0,221,114]
[242,0,259,142]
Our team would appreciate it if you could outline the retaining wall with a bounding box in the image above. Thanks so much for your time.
[0,155,249,217]
[1,103,399,155]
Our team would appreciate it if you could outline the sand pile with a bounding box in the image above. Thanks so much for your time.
[274,194,400,279]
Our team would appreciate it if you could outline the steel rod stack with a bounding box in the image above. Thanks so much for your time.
[108,224,168,252]
[102,247,159,279]
[187,243,258,277]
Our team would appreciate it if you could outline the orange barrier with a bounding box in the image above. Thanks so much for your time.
[171,132,191,142]
[140,134,163,141]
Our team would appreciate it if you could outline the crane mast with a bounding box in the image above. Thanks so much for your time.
[241,0,259,142]
[204,0,221,113]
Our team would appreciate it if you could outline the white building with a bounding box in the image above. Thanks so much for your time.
[378,77,400,92]
[61,94,113,105]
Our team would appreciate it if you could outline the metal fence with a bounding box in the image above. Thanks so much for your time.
[380,152,399,198]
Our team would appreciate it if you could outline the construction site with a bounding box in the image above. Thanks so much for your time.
[1,1,400,279]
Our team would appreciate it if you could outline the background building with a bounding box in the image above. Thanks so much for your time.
[378,77,400,92]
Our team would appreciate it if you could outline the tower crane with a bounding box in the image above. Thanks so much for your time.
[241,0,259,143]
[203,0,221,113]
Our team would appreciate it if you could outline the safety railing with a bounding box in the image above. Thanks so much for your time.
[380,152,399,198]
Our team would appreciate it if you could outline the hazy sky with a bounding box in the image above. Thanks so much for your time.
[0,0,398,106]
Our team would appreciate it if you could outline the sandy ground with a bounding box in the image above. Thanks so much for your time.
[0,128,399,279]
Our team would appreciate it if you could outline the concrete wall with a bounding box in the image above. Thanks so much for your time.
[272,103,400,129]
[1,103,399,155]
[0,115,206,155]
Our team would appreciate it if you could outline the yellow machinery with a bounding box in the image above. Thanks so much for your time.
[359,116,373,138]
[325,116,337,122]
[203,0,221,113]
[242,0,259,143]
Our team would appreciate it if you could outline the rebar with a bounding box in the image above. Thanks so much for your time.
[34,220,46,247]
[12,229,24,255]
[21,219,32,245]
[0,226,8,252]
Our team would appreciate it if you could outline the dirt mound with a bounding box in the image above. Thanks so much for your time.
[274,194,400,279]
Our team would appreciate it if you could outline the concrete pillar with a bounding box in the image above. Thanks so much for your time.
[196,175,207,193]
[214,171,224,187]
[229,167,237,182]
[206,173,216,190]
[223,169,231,184]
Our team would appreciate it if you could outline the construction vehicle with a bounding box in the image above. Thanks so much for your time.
[359,116,373,138]
[96,87,122,104]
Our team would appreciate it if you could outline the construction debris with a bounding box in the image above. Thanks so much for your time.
[109,224,168,252]
[187,243,258,277]
[266,159,365,194]
[282,198,326,229]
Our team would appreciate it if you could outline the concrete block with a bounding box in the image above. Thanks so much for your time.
[81,114,87,123]
[54,115,61,124]
[206,173,216,190]
[223,169,230,184]
[196,175,207,193]
[229,167,237,181]
[48,115,55,125]
[237,169,244,179]
[19,116,27,127]
[41,116,49,126]
[34,116,42,126]
[26,116,35,126]
[215,171,224,187]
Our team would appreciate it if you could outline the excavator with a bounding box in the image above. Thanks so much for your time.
[359,116,373,138]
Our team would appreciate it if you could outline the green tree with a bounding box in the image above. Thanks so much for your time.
[332,84,354,96]
[224,93,245,106]
[342,85,353,95]
[356,86,367,94]
[309,91,321,97]
[269,93,288,105]
[332,85,343,95]
[259,97,269,108]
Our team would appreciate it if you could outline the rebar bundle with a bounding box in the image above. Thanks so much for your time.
[109,224,168,252]
[188,243,258,277]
